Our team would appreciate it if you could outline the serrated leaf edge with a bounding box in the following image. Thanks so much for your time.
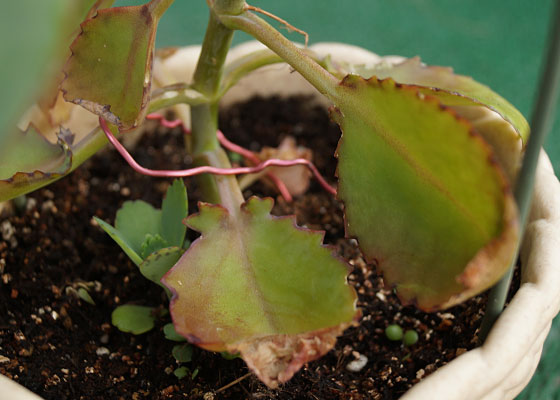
[333,75,518,310]
[61,4,158,131]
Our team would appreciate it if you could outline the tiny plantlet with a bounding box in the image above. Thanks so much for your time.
[385,324,404,342]
[385,324,419,346]
[1,0,558,391]
[403,330,419,347]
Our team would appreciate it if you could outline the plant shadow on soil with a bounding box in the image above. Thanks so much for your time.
[0,96,509,399]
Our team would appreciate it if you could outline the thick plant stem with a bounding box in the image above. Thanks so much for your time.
[190,7,244,213]
[191,11,235,154]
[220,10,340,102]
[209,0,245,15]
[479,0,560,343]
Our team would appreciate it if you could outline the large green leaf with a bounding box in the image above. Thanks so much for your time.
[346,58,528,182]
[62,0,172,130]
[0,126,72,200]
[333,76,518,310]
[163,197,358,388]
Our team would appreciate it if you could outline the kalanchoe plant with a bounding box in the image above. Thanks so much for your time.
[3,0,556,389]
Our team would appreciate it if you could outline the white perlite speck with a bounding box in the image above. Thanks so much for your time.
[96,347,110,356]
[346,354,368,372]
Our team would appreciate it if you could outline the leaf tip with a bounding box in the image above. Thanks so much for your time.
[232,324,351,389]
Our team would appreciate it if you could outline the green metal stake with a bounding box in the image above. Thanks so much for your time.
[479,0,560,342]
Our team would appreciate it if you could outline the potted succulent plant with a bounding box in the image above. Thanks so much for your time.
[1,0,559,398]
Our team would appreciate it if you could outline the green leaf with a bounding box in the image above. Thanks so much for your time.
[161,179,188,248]
[62,0,171,130]
[172,344,193,363]
[111,304,156,334]
[173,366,189,379]
[163,197,358,388]
[94,216,143,266]
[347,58,528,182]
[0,0,117,202]
[140,233,169,259]
[84,0,117,20]
[0,126,73,201]
[77,287,95,305]
[163,322,186,342]
[139,246,183,296]
[333,76,518,310]
[115,200,162,255]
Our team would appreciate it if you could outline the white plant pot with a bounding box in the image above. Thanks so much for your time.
[3,42,560,400]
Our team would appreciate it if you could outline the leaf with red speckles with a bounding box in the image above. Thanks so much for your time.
[333,76,518,310]
[62,0,173,130]
[163,196,358,388]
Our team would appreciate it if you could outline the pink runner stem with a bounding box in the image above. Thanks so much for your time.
[99,117,337,196]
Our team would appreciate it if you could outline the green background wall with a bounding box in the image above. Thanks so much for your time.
[116,1,560,398]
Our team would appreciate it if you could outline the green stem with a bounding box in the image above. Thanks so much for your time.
[479,0,560,342]
[220,10,340,102]
[149,84,209,112]
[218,49,283,98]
[191,11,235,154]
[190,5,245,213]
[218,47,338,99]
[72,127,110,168]
[208,0,245,15]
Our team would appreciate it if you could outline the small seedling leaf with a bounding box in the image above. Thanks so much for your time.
[140,233,169,259]
[385,324,403,341]
[173,366,189,379]
[161,179,188,248]
[403,329,419,346]
[163,322,186,342]
[112,304,156,334]
[163,196,358,388]
[139,246,183,297]
[333,77,518,310]
[77,287,95,305]
[172,344,193,363]
[95,216,143,265]
[115,200,162,256]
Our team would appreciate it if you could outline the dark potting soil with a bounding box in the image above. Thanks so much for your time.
[0,96,508,399]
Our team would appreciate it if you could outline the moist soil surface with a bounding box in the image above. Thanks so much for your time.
[0,96,504,399]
